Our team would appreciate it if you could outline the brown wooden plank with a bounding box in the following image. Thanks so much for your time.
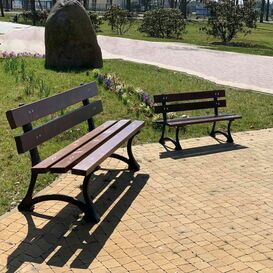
[32,120,117,173]
[154,90,225,103]
[154,100,226,114]
[168,114,241,127]
[15,100,103,154]
[72,120,144,176]
[6,82,98,129]
[50,120,132,173]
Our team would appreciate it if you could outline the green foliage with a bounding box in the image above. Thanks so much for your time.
[88,11,103,32]
[3,58,51,98]
[11,13,21,23]
[104,6,134,35]
[203,0,258,43]
[243,0,259,28]
[139,8,186,39]
[21,10,49,25]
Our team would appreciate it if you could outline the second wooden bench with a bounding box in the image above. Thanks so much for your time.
[154,90,241,150]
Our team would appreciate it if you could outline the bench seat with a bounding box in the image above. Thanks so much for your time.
[72,120,144,176]
[157,114,241,127]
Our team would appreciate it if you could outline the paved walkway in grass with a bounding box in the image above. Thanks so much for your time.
[1,129,273,272]
[0,22,273,95]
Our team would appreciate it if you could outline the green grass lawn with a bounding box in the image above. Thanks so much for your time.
[99,20,273,56]
[0,13,16,22]
[1,57,273,216]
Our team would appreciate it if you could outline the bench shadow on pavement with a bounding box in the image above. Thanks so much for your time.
[7,170,149,272]
[160,143,247,159]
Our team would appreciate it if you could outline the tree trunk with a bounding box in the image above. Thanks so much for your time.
[23,0,29,10]
[260,0,265,22]
[265,0,270,21]
[30,0,36,25]
[37,0,43,10]
[179,0,188,18]
[126,0,131,11]
[161,0,164,7]
[5,0,9,10]
[169,0,174,8]
[0,0,4,17]
[83,0,89,9]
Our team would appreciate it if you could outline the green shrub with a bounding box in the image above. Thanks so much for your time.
[88,11,103,32]
[139,8,186,39]
[203,0,258,44]
[104,6,134,35]
[21,10,49,25]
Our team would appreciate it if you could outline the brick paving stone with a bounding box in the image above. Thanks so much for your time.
[1,129,273,272]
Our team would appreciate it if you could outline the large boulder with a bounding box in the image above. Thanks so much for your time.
[45,0,103,70]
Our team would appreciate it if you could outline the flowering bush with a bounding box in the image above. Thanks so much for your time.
[92,69,154,117]
[0,51,45,59]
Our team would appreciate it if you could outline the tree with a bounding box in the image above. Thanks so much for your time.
[142,0,152,11]
[0,0,4,17]
[30,0,36,25]
[139,8,186,38]
[5,0,9,10]
[265,0,270,21]
[260,0,265,22]
[126,0,131,11]
[178,0,191,18]
[203,0,258,44]
[104,6,133,35]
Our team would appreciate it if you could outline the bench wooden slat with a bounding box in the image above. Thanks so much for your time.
[50,120,131,173]
[32,120,117,173]
[6,82,98,129]
[15,100,103,154]
[154,90,225,103]
[154,100,226,114]
[167,114,241,127]
[72,120,144,176]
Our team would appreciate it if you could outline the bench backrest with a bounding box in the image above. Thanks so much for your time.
[6,82,102,164]
[154,90,226,120]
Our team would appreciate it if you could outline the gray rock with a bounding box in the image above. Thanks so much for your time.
[45,0,103,70]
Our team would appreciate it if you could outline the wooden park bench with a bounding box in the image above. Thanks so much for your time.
[6,82,144,223]
[154,90,241,150]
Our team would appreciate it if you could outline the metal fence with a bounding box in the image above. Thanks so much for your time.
[13,0,53,10]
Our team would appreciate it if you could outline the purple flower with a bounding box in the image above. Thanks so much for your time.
[104,78,112,89]
[9,52,15,58]
[2,51,7,58]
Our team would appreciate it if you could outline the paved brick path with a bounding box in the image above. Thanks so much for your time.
[1,129,273,272]
[1,23,273,95]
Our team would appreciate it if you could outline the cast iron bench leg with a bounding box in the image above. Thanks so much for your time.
[159,123,166,145]
[18,172,38,212]
[158,123,182,151]
[82,174,100,223]
[110,132,140,172]
[175,127,182,151]
[18,171,99,223]
[210,120,234,143]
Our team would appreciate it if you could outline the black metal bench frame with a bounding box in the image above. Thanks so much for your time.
[154,90,241,150]
[6,82,144,223]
